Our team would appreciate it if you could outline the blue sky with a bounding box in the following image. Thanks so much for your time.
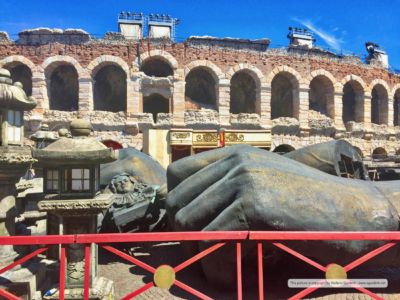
[1,0,400,68]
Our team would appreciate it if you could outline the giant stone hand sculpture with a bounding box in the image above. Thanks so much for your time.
[166,144,400,285]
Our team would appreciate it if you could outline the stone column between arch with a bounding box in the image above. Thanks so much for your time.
[31,71,47,111]
[260,85,271,128]
[334,91,345,130]
[172,79,185,126]
[388,97,394,127]
[218,79,230,127]
[363,94,372,128]
[78,77,93,111]
[128,74,141,113]
[298,86,310,130]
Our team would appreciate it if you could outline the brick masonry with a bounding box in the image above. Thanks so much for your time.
[1,34,400,157]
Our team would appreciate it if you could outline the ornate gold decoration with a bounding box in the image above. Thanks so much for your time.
[225,133,245,143]
[154,265,175,289]
[171,132,190,140]
[195,133,218,143]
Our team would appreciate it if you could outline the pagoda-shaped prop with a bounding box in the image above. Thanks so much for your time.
[0,68,44,298]
[34,119,115,299]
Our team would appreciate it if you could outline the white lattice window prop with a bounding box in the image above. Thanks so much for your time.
[7,110,22,144]
[46,169,59,192]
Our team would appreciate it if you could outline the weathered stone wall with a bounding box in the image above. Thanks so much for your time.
[1,31,400,156]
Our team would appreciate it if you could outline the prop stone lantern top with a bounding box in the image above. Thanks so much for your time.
[33,119,117,201]
[30,124,58,149]
[0,68,36,181]
[0,68,36,147]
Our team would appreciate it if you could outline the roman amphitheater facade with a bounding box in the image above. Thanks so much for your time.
[1,30,400,167]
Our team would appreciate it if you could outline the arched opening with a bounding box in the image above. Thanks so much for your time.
[230,71,257,114]
[394,89,400,126]
[143,93,170,122]
[140,58,173,77]
[371,84,388,125]
[5,63,32,96]
[93,65,127,112]
[185,67,217,110]
[372,147,388,159]
[342,80,364,123]
[273,144,295,154]
[271,72,299,119]
[309,75,334,118]
[353,146,364,159]
[102,140,123,150]
[47,64,79,111]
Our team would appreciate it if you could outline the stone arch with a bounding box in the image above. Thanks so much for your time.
[140,57,174,77]
[394,87,400,126]
[342,75,366,123]
[265,65,302,86]
[184,60,224,81]
[273,144,295,154]
[0,55,36,72]
[391,84,400,99]
[228,66,263,115]
[226,64,264,84]
[44,60,79,111]
[87,55,130,77]
[138,50,178,71]
[42,55,86,78]
[308,69,337,86]
[341,75,367,91]
[372,147,388,159]
[0,56,35,97]
[308,73,335,119]
[370,81,389,125]
[269,68,300,120]
[184,62,223,110]
[369,79,390,95]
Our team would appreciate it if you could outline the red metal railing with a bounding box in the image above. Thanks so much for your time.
[0,231,399,300]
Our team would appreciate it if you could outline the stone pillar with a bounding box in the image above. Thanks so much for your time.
[298,86,310,132]
[32,71,47,111]
[334,91,345,130]
[218,79,230,127]
[172,80,185,127]
[388,97,394,127]
[363,94,372,128]
[260,85,271,128]
[78,78,93,112]
[128,74,141,114]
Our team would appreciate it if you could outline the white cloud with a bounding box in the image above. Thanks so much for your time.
[292,18,344,51]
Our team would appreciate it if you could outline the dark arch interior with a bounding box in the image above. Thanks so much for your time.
[394,90,400,126]
[94,65,127,112]
[273,144,295,154]
[372,147,388,159]
[141,58,173,77]
[7,64,32,96]
[343,81,362,123]
[371,85,388,125]
[48,65,79,111]
[271,73,296,119]
[143,93,170,122]
[230,72,257,114]
[185,68,217,110]
[309,76,334,117]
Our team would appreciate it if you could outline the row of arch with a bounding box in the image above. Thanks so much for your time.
[2,54,400,126]
[272,144,397,159]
